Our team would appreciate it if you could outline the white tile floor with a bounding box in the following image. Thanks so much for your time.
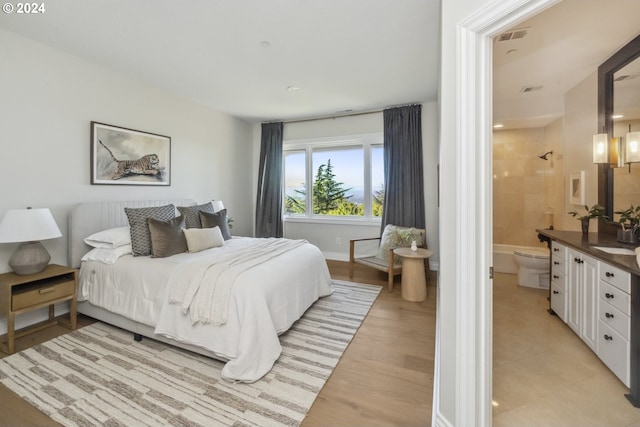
[493,273,640,426]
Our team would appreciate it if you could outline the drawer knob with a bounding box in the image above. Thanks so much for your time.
[554,261,560,265]
[604,334,613,341]
[606,272,615,278]
[554,248,559,252]
[605,293,614,299]
[605,312,614,319]
[553,290,559,294]
[553,275,560,279]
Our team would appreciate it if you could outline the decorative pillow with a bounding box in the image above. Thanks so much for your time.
[81,244,132,264]
[177,202,215,229]
[147,215,187,258]
[199,209,231,240]
[124,204,176,256]
[84,226,131,249]
[183,226,225,253]
[376,224,425,263]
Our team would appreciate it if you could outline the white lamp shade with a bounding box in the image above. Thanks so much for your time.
[212,200,225,213]
[626,131,640,163]
[593,133,609,163]
[0,208,62,243]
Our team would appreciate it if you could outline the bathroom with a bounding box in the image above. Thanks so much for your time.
[492,121,565,287]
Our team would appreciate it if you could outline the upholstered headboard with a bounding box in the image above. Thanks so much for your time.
[68,199,196,268]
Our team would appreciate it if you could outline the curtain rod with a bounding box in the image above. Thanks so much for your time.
[278,103,421,125]
[282,109,383,125]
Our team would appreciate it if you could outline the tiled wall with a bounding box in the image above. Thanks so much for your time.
[493,121,564,248]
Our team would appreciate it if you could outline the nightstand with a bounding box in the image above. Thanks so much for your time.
[0,264,77,354]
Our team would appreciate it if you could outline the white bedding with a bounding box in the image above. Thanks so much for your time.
[78,237,333,382]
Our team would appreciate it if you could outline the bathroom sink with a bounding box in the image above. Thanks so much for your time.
[592,246,636,256]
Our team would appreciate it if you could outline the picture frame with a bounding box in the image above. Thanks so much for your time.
[569,171,585,205]
[91,122,171,186]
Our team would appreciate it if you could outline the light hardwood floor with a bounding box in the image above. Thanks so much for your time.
[0,261,435,427]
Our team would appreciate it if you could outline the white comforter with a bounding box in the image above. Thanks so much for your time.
[78,237,333,382]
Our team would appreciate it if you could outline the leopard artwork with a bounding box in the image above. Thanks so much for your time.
[98,140,161,180]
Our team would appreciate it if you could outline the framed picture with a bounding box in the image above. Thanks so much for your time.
[91,122,171,186]
[569,171,585,205]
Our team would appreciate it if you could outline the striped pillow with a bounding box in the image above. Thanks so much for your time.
[125,204,176,256]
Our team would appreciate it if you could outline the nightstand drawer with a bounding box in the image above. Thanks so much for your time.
[12,279,75,311]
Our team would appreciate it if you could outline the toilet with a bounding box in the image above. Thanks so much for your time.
[513,248,550,288]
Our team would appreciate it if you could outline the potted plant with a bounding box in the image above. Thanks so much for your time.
[614,205,640,243]
[568,204,607,235]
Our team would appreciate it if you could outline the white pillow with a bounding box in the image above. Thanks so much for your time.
[183,226,225,253]
[81,244,132,264]
[84,226,131,249]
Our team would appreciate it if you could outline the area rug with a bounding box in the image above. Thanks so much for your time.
[0,280,379,427]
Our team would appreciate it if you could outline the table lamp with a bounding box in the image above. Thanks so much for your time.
[0,207,62,275]
[212,200,225,212]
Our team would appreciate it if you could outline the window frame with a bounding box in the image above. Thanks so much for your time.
[283,132,383,225]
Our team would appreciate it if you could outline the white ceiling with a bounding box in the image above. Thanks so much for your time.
[2,1,638,127]
[493,0,640,129]
[0,0,441,123]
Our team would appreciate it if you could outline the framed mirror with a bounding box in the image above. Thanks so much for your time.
[598,34,640,232]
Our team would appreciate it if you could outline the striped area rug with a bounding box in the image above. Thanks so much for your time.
[0,280,380,427]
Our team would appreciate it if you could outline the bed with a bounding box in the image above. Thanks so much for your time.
[68,199,333,383]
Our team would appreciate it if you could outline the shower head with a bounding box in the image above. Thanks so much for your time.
[538,150,553,160]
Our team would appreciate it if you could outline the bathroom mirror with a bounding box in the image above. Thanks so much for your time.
[598,34,640,229]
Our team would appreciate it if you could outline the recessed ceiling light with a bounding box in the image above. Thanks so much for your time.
[493,123,504,129]
[286,85,300,91]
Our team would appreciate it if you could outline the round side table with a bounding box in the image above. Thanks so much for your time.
[393,247,433,302]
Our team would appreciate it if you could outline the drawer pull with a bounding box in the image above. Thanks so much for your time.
[554,261,560,265]
[553,290,559,294]
[604,334,613,341]
[553,274,560,279]
[605,293,615,299]
[554,248,559,252]
[38,287,55,294]
[606,271,615,278]
[605,312,614,319]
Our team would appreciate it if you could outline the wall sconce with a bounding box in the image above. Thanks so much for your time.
[626,130,640,163]
[593,133,624,167]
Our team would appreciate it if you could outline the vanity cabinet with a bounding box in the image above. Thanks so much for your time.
[550,242,568,321]
[567,247,598,351]
[598,262,631,387]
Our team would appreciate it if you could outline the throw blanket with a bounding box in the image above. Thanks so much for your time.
[168,238,307,325]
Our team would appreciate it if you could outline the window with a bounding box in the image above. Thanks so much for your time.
[284,133,383,221]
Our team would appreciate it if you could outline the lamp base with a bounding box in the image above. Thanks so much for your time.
[9,241,51,275]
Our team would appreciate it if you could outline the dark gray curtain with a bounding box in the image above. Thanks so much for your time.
[255,122,284,238]
[381,105,426,232]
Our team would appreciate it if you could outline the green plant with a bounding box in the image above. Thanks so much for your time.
[568,204,607,221]
[614,205,640,229]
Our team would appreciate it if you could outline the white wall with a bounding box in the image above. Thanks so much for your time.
[0,29,253,331]
[252,103,440,268]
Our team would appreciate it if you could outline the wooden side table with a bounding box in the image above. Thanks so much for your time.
[393,247,433,302]
[0,264,77,354]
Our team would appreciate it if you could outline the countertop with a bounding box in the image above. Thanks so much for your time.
[536,229,640,276]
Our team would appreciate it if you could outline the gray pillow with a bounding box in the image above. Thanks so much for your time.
[177,202,215,229]
[147,215,187,258]
[199,209,231,240]
[125,204,176,256]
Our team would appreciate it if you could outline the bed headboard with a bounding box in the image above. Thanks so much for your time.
[68,199,196,268]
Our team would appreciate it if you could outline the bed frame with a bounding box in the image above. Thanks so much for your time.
[68,199,229,359]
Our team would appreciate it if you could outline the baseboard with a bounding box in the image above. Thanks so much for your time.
[432,410,455,427]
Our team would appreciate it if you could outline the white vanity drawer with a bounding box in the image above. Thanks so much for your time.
[551,269,566,291]
[599,297,630,339]
[598,262,630,294]
[600,281,631,316]
[598,321,630,387]
[550,283,566,321]
[551,255,567,275]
